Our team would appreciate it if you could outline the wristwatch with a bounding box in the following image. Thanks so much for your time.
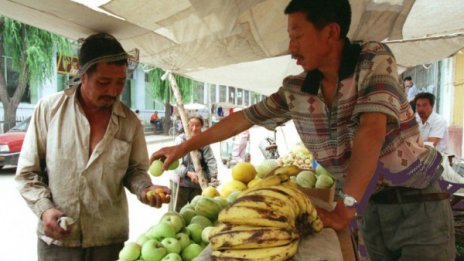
[337,190,358,208]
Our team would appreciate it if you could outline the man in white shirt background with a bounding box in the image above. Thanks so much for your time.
[415,92,449,154]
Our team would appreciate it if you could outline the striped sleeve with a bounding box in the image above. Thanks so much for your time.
[243,86,292,130]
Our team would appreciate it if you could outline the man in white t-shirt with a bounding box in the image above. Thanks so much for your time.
[415,92,449,153]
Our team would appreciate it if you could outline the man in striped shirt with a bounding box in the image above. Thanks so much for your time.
[152,0,455,259]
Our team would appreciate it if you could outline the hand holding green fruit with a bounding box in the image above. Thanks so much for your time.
[149,159,180,177]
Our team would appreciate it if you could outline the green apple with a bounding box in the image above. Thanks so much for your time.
[149,160,165,177]
[168,159,180,170]
[179,207,196,224]
[186,223,203,244]
[141,239,167,261]
[181,243,203,261]
[161,253,182,261]
[175,232,191,250]
[160,211,185,233]
[189,215,212,229]
[119,242,141,261]
[201,226,214,243]
[146,222,176,241]
[161,238,181,254]
[137,234,150,246]
[180,227,191,236]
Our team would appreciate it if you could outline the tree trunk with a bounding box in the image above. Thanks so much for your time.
[0,22,28,132]
[166,72,208,189]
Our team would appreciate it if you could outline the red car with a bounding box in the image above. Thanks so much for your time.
[0,117,31,169]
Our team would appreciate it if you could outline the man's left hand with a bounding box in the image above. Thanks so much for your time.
[141,185,171,208]
[316,200,356,232]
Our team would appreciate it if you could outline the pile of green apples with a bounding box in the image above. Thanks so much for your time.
[118,195,230,261]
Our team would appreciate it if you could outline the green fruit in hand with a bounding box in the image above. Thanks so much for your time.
[149,160,165,176]
[168,159,180,170]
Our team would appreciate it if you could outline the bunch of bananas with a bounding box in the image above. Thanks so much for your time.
[208,174,323,261]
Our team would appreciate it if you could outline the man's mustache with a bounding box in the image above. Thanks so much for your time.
[99,95,116,101]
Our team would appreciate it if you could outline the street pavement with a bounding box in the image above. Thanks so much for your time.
[0,123,302,260]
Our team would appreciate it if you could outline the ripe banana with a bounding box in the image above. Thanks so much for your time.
[233,194,297,221]
[218,205,294,228]
[211,239,300,261]
[209,225,299,250]
[249,174,286,189]
[268,185,309,216]
[311,217,324,232]
[273,165,301,176]
[243,188,301,217]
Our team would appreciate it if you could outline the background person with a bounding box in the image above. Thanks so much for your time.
[150,111,162,131]
[170,116,218,212]
[415,92,449,154]
[151,0,455,260]
[15,32,170,261]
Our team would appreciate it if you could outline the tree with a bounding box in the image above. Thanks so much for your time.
[146,67,194,134]
[0,16,72,132]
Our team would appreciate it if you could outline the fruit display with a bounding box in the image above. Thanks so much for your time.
[118,193,230,261]
[276,144,313,170]
[208,173,323,261]
[292,164,334,189]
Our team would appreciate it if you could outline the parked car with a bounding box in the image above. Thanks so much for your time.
[0,117,31,169]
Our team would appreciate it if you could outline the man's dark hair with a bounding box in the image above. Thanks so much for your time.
[404,76,412,81]
[188,116,204,127]
[284,0,351,39]
[414,92,435,107]
[79,32,127,74]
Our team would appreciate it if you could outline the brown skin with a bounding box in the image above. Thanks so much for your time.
[416,98,441,146]
[42,62,170,240]
[151,12,388,231]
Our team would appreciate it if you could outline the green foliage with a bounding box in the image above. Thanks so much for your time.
[2,16,73,88]
[146,66,194,104]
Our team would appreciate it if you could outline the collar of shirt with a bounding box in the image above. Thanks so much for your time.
[301,38,362,94]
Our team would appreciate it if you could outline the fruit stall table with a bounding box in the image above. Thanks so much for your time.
[197,227,356,261]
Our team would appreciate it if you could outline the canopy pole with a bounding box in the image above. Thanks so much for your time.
[163,71,208,189]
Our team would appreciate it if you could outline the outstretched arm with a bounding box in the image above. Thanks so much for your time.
[151,111,253,169]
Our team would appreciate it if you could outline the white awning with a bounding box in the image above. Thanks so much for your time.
[1,0,463,94]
